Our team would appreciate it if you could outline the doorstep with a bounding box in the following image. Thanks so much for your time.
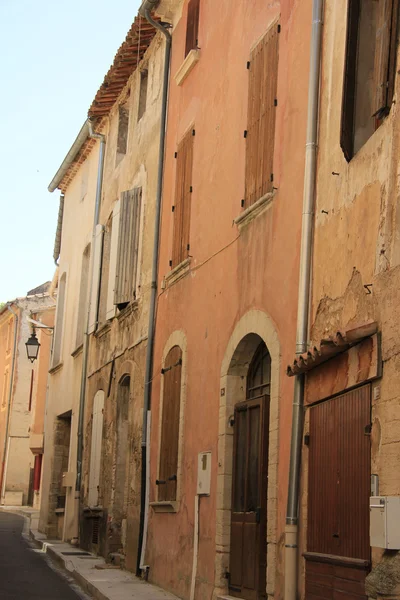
[29,528,179,600]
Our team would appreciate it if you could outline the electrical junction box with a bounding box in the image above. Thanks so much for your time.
[370,496,400,549]
[197,452,211,496]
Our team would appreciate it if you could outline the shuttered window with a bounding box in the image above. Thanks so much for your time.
[158,346,182,502]
[88,224,104,334]
[341,0,399,161]
[106,200,120,320]
[114,187,142,309]
[172,130,194,268]
[244,22,279,208]
[88,390,105,507]
[185,0,200,57]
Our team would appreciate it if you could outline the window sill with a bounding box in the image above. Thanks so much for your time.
[94,322,111,339]
[49,361,64,375]
[150,501,178,513]
[71,344,83,358]
[164,258,191,288]
[234,191,275,228]
[55,508,65,515]
[83,506,104,518]
[174,49,200,86]
[116,300,139,324]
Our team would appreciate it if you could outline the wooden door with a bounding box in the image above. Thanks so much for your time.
[229,395,269,600]
[305,385,371,599]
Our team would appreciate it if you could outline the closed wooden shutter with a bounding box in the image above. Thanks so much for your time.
[386,0,399,107]
[185,0,200,57]
[88,224,104,334]
[374,0,394,115]
[88,390,105,507]
[172,131,194,267]
[114,187,142,308]
[244,22,279,208]
[158,346,182,501]
[106,200,120,320]
[341,0,360,161]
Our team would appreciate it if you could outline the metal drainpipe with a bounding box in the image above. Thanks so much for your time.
[285,1,324,598]
[75,123,106,529]
[0,305,19,502]
[137,0,171,576]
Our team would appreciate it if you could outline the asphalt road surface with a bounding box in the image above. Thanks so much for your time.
[0,512,89,599]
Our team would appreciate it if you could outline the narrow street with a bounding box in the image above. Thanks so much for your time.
[0,512,87,599]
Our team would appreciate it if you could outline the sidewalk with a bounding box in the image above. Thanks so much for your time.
[0,507,179,600]
[29,527,180,600]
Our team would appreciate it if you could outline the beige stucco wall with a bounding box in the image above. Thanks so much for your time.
[300,1,400,597]
[0,294,54,507]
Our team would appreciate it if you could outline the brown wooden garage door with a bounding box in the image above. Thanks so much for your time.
[305,385,371,599]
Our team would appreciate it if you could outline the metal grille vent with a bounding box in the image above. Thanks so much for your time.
[92,518,100,545]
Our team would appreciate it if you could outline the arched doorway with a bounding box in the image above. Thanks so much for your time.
[229,341,271,600]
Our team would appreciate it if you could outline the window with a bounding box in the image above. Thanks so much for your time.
[75,243,91,348]
[341,0,399,161]
[52,273,66,366]
[88,390,104,507]
[116,103,129,165]
[114,187,142,310]
[98,216,112,325]
[244,22,279,208]
[138,70,148,121]
[114,376,130,523]
[88,225,104,334]
[185,0,200,57]
[172,129,194,268]
[158,346,182,501]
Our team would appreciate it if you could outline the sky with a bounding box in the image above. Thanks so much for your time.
[0,0,142,303]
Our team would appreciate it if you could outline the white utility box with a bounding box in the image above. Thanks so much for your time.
[197,452,211,496]
[370,496,400,549]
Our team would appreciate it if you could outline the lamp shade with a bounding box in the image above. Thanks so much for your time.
[25,332,40,363]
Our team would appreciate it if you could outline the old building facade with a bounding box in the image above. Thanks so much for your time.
[39,15,165,573]
[0,284,55,508]
[140,1,311,599]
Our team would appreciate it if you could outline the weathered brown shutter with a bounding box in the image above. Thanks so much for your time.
[386,0,399,110]
[159,346,182,501]
[172,131,194,267]
[114,187,142,307]
[185,0,200,57]
[244,22,279,208]
[374,0,394,115]
[340,0,360,162]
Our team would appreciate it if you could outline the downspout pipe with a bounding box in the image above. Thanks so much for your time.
[0,305,19,501]
[285,1,324,598]
[75,122,105,510]
[137,0,171,575]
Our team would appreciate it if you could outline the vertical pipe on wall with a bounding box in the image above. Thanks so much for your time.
[285,1,324,598]
[137,0,172,575]
[0,305,19,503]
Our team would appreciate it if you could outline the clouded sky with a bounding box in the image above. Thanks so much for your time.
[0,0,141,302]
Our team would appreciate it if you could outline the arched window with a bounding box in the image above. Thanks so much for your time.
[159,346,182,501]
[88,390,105,507]
[52,273,66,367]
[114,375,130,522]
[76,244,91,348]
[247,342,271,399]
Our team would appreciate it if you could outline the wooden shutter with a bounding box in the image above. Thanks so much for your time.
[374,0,394,115]
[88,224,104,334]
[106,200,120,320]
[340,0,360,162]
[386,0,399,108]
[172,131,194,267]
[159,346,182,501]
[114,187,142,307]
[185,0,200,57]
[244,22,279,208]
[88,391,105,507]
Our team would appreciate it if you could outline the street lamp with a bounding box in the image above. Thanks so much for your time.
[25,331,40,363]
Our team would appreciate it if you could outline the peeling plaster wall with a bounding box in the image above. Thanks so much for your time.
[78,34,164,570]
[303,0,400,596]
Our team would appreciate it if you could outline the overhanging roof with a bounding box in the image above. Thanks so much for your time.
[286,321,378,377]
